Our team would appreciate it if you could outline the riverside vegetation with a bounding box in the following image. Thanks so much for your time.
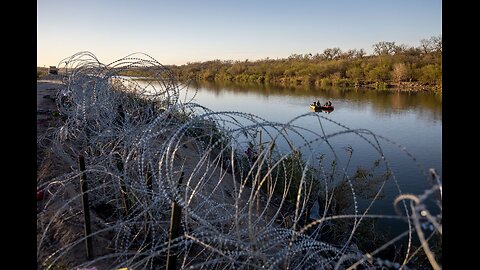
[113,36,442,93]
[39,37,441,92]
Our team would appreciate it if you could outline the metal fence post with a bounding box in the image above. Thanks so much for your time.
[166,171,184,270]
[78,155,94,260]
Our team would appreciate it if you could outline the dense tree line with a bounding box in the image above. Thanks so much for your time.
[168,36,441,92]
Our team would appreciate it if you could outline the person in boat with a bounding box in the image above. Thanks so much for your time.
[324,100,332,107]
[316,100,321,107]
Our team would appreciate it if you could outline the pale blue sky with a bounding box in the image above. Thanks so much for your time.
[37,0,442,66]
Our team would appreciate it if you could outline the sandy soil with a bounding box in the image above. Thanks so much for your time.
[36,75,64,133]
[36,77,117,270]
[37,76,64,169]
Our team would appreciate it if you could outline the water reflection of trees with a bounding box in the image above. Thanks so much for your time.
[190,80,442,121]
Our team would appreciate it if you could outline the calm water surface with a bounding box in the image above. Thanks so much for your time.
[138,78,441,238]
[187,81,441,170]
[185,81,442,236]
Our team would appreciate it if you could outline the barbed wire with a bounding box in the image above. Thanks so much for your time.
[37,52,442,270]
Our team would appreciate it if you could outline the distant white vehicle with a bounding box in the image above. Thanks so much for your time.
[48,66,58,75]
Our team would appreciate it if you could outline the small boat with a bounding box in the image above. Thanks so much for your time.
[310,104,334,111]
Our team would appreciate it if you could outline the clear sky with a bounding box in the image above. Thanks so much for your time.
[37,0,442,66]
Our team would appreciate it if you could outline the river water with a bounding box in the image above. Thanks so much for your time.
[135,77,441,241]
[184,80,442,237]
